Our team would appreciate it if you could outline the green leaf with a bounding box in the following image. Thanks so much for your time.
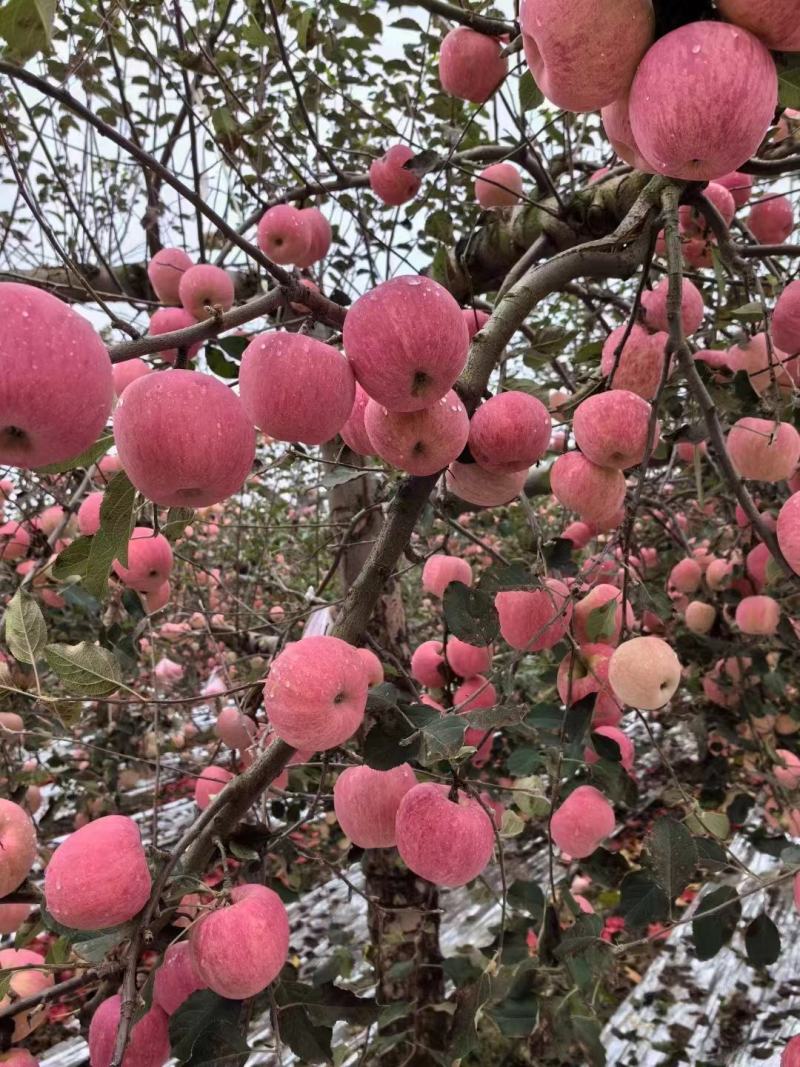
[45,641,122,697]
[0,0,55,62]
[162,507,194,542]
[489,993,539,1038]
[420,714,466,762]
[320,465,370,489]
[169,990,248,1066]
[424,209,453,243]
[585,599,617,642]
[507,880,545,920]
[4,589,47,665]
[778,59,800,110]
[556,914,612,989]
[477,560,531,594]
[52,537,92,581]
[464,704,526,731]
[442,581,499,645]
[518,69,543,112]
[744,912,781,968]
[692,885,741,961]
[45,936,71,965]
[618,871,670,932]
[84,472,136,598]
[648,817,697,901]
[0,971,11,1001]
[217,335,248,360]
[35,433,113,475]
[206,344,240,380]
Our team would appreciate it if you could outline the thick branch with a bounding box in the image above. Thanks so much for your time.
[410,0,515,34]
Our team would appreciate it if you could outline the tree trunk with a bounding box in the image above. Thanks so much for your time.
[324,441,446,1065]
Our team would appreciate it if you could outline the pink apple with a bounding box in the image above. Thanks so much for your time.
[422,554,472,598]
[147,247,193,305]
[112,527,173,593]
[343,276,468,412]
[774,281,800,356]
[496,578,572,651]
[0,521,30,561]
[474,163,522,208]
[0,901,32,934]
[749,195,795,245]
[628,22,777,181]
[550,451,626,525]
[356,647,384,687]
[395,783,494,887]
[726,417,800,482]
[728,333,796,395]
[0,948,52,1041]
[601,94,653,171]
[333,763,417,848]
[669,558,702,594]
[584,726,634,771]
[263,635,368,750]
[782,1035,800,1067]
[339,383,373,456]
[215,707,257,750]
[445,461,527,506]
[190,883,289,999]
[439,27,507,104]
[0,284,113,469]
[0,799,36,899]
[685,600,716,634]
[608,636,682,709]
[411,640,446,688]
[520,0,654,112]
[463,308,490,339]
[294,207,331,267]
[257,204,312,265]
[115,370,256,507]
[735,594,780,635]
[778,492,800,574]
[774,748,800,789]
[453,674,497,712]
[716,170,753,209]
[446,636,492,678]
[572,390,654,469]
[641,278,704,335]
[468,390,551,473]
[240,332,355,446]
[718,0,800,52]
[551,785,615,858]
[112,359,152,398]
[194,765,235,810]
[369,145,421,207]
[601,324,668,400]
[364,391,469,475]
[178,264,234,320]
[147,307,202,364]
[89,994,169,1067]
[44,814,151,929]
[573,584,632,645]
[153,942,206,1016]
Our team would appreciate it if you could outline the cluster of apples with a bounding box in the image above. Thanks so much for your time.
[520,0,797,182]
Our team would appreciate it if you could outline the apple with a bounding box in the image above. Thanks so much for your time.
[628,22,777,181]
[463,308,490,339]
[685,601,716,634]
[178,264,234,320]
[601,323,668,400]
[641,278,704,335]
[445,461,527,506]
[43,814,151,930]
[0,948,52,1041]
[584,725,634,771]
[550,452,626,526]
[0,284,113,469]
[669,558,702,594]
[147,307,202,364]
[735,594,780,635]
[240,332,355,446]
[147,247,193,305]
[573,584,632,645]
[190,883,289,999]
[0,799,36,899]
[76,491,102,537]
[778,492,800,574]
[519,0,654,112]
[112,359,152,398]
[551,785,615,858]
[257,204,312,265]
[438,27,507,104]
[445,636,492,678]
[295,207,331,267]
[153,942,206,1016]
[715,170,753,209]
[608,636,682,709]
[216,707,257,750]
[114,370,256,507]
[718,0,800,52]
[339,383,373,456]
[474,162,522,208]
[395,783,494,887]
[781,1035,800,1067]
[263,635,368,750]
[369,145,421,207]
[112,527,173,593]
[727,333,796,396]
[572,390,654,469]
[773,281,800,356]
[364,390,469,476]
[496,578,572,651]
[333,763,417,848]
[749,195,795,245]
[343,276,468,412]
[774,749,800,789]
[0,521,30,561]
[726,417,800,482]
[0,902,31,934]
[422,554,472,598]
[356,647,384,687]
[88,994,169,1067]
[468,390,551,473]
[410,640,446,688]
